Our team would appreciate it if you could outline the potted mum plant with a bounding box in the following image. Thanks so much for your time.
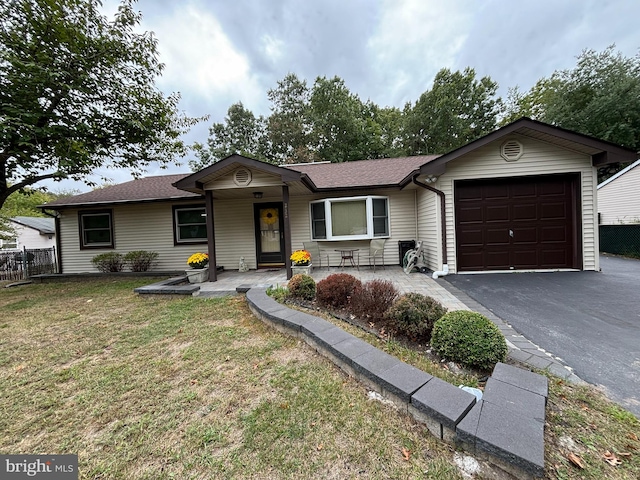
[186,252,209,283]
[290,249,312,275]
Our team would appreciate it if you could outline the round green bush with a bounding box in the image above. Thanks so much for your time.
[287,273,316,300]
[431,310,508,371]
[384,293,447,342]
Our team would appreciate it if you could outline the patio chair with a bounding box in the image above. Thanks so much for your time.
[367,238,387,272]
[303,241,329,270]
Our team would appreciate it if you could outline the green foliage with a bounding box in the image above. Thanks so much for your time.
[91,252,125,273]
[266,285,289,303]
[403,67,502,154]
[431,311,508,371]
[385,293,447,343]
[0,0,202,209]
[123,251,158,272]
[316,273,362,309]
[190,102,269,170]
[287,274,316,301]
[349,279,399,323]
[504,46,640,180]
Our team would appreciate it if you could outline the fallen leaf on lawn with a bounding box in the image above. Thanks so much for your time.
[310,422,316,427]
[349,403,354,407]
[629,433,638,441]
[603,451,622,466]
[86,299,93,303]
[253,363,259,370]
[190,379,198,385]
[317,444,323,451]
[618,452,632,458]
[567,453,584,469]
[581,405,589,411]
[15,364,26,372]
[401,447,411,461]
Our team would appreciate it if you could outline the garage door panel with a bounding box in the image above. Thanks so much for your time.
[512,203,537,221]
[512,227,537,244]
[485,228,510,245]
[455,175,577,271]
[485,205,509,222]
[540,202,567,219]
[457,205,483,224]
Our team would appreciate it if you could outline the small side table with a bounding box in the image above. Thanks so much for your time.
[335,249,359,269]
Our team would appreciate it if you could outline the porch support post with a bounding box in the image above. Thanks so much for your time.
[205,190,217,282]
[282,185,292,280]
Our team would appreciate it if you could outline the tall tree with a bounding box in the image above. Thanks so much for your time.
[404,68,502,154]
[0,0,201,210]
[190,102,268,170]
[308,76,371,162]
[266,73,316,164]
[506,46,640,179]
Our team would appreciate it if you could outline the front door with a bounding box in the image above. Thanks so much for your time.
[254,203,286,267]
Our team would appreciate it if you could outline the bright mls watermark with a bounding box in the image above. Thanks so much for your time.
[0,455,77,479]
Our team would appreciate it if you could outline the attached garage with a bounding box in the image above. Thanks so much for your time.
[455,174,580,271]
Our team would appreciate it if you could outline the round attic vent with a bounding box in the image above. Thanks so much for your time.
[233,167,252,186]
[500,139,524,162]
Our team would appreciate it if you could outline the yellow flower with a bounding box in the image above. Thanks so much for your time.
[187,252,209,269]
[290,249,311,266]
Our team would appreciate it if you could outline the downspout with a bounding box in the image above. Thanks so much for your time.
[42,208,62,274]
[412,175,449,279]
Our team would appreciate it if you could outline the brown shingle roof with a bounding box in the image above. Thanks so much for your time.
[288,155,439,189]
[43,156,440,209]
[44,174,200,208]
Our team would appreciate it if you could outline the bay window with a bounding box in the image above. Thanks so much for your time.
[310,196,389,240]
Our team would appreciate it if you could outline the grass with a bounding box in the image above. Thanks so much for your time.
[1,279,638,479]
[0,279,462,479]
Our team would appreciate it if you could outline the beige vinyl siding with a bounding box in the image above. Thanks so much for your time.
[433,135,598,273]
[598,163,640,224]
[288,189,418,267]
[416,188,441,271]
[58,202,206,273]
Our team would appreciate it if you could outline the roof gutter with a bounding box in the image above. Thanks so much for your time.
[412,174,449,278]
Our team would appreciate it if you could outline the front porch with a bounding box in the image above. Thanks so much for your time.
[196,266,469,311]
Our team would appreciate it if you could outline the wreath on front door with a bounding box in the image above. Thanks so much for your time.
[261,208,278,225]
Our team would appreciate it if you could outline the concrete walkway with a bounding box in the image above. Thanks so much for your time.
[194,266,581,382]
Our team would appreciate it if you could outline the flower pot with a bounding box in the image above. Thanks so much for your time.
[291,264,313,276]
[186,267,209,283]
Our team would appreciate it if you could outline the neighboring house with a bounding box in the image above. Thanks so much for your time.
[42,118,636,280]
[0,216,56,250]
[597,159,640,224]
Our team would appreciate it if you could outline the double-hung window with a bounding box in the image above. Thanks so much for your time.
[173,205,207,244]
[79,210,113,249]
[310,196,389,241]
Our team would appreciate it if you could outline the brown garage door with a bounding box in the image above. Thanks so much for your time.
[455,174,580,271]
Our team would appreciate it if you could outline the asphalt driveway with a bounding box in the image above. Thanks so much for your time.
[444,254,640,417]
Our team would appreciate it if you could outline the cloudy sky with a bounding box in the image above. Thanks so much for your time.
[50,0,640,192]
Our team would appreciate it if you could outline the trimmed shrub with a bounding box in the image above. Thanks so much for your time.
[385,293,447,342]
[349,279,399,323]
[91,252,125,273]
[431,310,508,371]
[124,250,158,272]
[316,273,362,309]
[287,274,316,300]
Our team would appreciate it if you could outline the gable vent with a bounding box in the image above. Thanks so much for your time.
[500,139,524,162]
[233,167,252,186]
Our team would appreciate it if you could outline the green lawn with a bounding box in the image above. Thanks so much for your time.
[0,278,638,479]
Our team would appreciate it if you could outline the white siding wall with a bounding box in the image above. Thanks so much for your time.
[9,224,56,250]
[432,135,598,273]
[598,163,640,224]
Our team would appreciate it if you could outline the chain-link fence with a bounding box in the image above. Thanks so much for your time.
[599,225,640,258]
[0,247,58,281]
